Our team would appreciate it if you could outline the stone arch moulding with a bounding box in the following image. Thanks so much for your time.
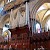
[30,0,50,33]
[1,14,10,22]
[31,0,50,20]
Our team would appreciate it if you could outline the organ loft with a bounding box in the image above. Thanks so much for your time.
[0,0,50,50]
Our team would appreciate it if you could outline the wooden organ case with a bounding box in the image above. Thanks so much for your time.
[9,25,30,50]
[9,25,50,50]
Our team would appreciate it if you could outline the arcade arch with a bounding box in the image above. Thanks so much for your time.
[31,0,50,33]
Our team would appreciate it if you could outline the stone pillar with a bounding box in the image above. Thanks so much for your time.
[0,28,2,35]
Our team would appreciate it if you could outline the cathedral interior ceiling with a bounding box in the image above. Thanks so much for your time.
[1,14,10,23]
[3,0,26,11]
[1,0,50,28]
[36,3,50,22]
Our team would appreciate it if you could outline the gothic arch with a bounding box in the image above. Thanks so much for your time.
[3,30,11,41]
[42,15,50,28]
[31,0,50,20]
[31,0,50,29]
[0,14,10,28]
[2,14,10,23]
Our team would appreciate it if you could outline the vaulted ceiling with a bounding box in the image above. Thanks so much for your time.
[0,0,50,29]
[0,0,27,28]
[36,3,50,23]
[0,0,27,11]
[4,0,26,11]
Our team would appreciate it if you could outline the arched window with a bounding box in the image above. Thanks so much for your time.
[36,23,41,33]
[7,0,15,3]
[45,19,50,31]
[47,20,50,30]
[0,7,3,14]
[0,1,4,14]
[3,23,9,32]
[2,23,11,41]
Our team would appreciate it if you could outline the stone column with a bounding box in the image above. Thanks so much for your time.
[0,28,2,35]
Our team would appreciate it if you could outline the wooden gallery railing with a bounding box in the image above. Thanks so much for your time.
[9,25,50,50]
[30,31,50,50]
[0,25,50,50]
[9,25,30,50]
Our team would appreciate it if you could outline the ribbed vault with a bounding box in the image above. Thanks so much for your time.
[1,0,50,29]
[31,0,50,29]
[1,14,10,27]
